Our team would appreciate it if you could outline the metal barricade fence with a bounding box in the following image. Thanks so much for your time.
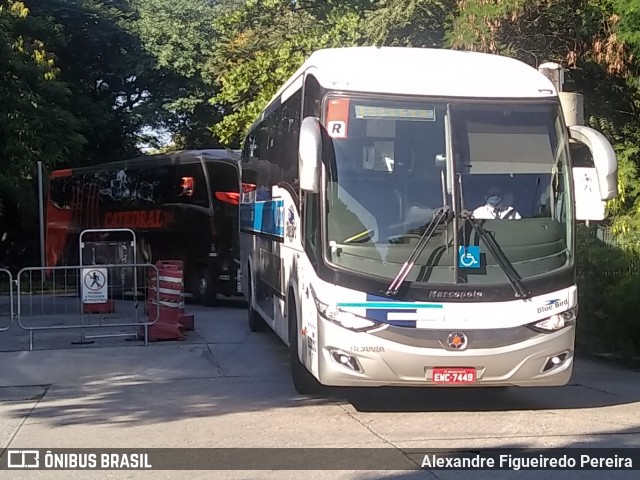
[16,263,159,351]
[0,268,13,332]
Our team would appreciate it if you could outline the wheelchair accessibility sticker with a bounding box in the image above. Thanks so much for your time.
[458,246,480,269]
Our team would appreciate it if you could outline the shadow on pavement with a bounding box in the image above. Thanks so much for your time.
[329,380,640,412]
[9,359,639,428]
[2,303,640,428]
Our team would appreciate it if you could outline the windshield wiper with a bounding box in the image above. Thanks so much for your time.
[385,207,451,296]
[461,211,530,299]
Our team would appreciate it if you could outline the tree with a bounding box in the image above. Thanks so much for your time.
[131,0,232,149]
[1,0,210,265]
[26,0,179,165]
[206,0,367,146]
[363,0,453,47]
[0,1,86,266]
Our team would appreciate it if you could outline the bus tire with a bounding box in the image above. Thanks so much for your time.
[288,294,321,395]
[195,266,218,307]
[247,274,267,332]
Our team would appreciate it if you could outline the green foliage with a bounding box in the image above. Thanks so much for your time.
[576,226,640,358]
[606,142,640,253]
[132,0,218,78]
[206,0,366,146]
[614,0,640,57]
[27,0,174,165]
[0,1,86,265]
[130,0,242,148]
[447,0,623,67]
[362,0,451,47]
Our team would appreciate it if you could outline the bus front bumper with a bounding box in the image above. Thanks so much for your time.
[316,318,575,388]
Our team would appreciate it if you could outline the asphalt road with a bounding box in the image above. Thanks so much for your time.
[0,300,639,479]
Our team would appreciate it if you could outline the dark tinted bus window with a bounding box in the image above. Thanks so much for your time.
[303,74,322,119]
[49,177,73,209]
[97,165,175,207]
[136,165,174,204]
[207,162,239,195]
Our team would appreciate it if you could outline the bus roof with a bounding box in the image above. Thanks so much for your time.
[51,149,240,177]
[267,47,557,112]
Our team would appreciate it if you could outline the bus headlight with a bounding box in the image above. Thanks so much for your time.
[527,308,576,333]
[310,286,381,332]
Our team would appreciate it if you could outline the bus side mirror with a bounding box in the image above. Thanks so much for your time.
[568,125,618,221]
[568,125,618,201]
[298,116,322,193]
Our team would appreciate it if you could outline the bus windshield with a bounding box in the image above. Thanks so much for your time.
[323,96,573,287]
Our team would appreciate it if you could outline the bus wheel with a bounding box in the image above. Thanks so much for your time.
[247,274,267,332]
[288,294,321,395]
[195,266,218,306]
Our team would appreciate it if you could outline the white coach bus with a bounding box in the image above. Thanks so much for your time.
[239,47,618,394]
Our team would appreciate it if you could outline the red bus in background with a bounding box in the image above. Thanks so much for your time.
[45,149,243,305]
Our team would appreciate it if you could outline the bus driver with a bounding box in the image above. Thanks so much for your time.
[472,187,522,220]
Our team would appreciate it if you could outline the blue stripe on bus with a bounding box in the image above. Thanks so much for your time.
[367,292,443,308]
[240,200,284,237]
[336,302,442,309]
[336,294,442,329]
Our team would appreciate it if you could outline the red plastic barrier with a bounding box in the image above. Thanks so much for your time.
[143,260,195,341]
[84,300,115,314]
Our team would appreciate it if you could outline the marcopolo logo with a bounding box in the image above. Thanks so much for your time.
[428,290,484,300]
[537,298,569,315]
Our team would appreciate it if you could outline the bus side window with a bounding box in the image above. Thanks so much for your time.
[208,163,240,194]
[208,162,241,206]
[303,192,320,266]
[303,74,322,119]
[49,177,73,209]
[243,134,257,162]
